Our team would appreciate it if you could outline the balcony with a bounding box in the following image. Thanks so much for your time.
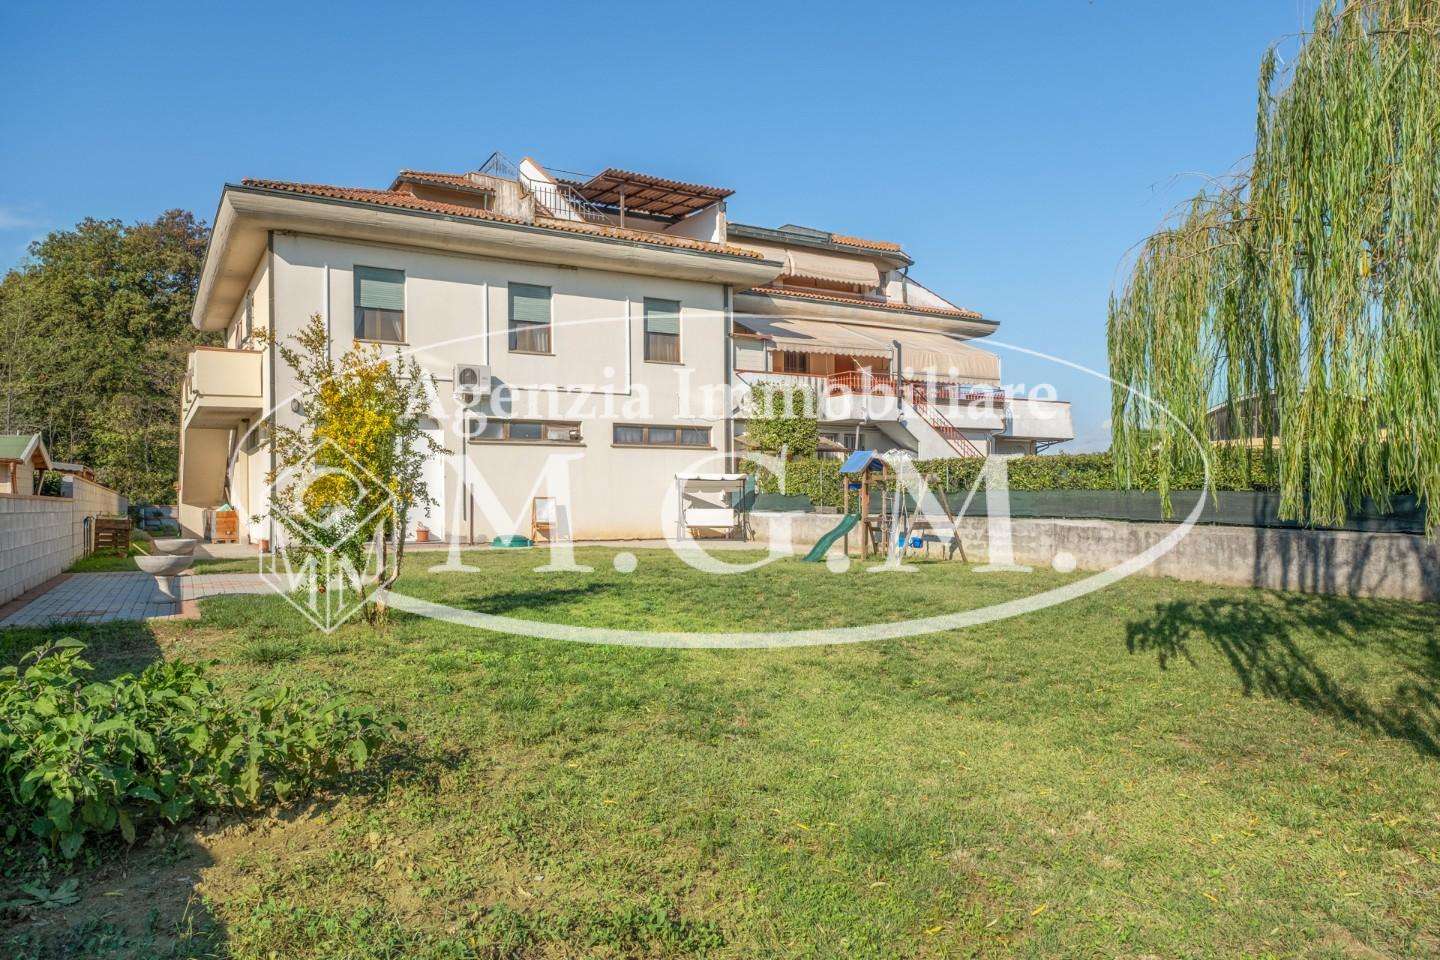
[738,370,899,422]
[182,347,264,430]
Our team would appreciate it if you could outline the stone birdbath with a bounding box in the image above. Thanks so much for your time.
[136,538,198,601]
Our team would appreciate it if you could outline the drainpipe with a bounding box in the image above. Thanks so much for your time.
[723,284,734,469]
[892,339,904,422]
[266,231,277,550]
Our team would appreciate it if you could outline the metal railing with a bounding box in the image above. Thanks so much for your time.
[478,151,521,180]
[477,151,611,226]
[525,178,611,225]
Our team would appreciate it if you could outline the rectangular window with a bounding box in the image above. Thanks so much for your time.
[781,351,809,374]
[242,292,254,343]
[467,418,580,444]
[644,297,681,363]
[509,282,552,353]
[354,266,405,342]
[612,424,712,448]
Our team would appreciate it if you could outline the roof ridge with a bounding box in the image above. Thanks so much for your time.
[236,178,765,259]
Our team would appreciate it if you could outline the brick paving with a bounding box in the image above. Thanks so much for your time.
[0,572,271,627]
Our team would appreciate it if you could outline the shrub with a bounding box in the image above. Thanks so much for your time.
[742,448,1285,510]
[744,384,820,458]
[0,640,401,859]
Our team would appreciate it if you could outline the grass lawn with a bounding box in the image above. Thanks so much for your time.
[3,548,1438,959]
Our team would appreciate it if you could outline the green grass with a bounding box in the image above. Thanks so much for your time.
[65,541,257,574]
[4,548,1439,958]
[66,541,148,572]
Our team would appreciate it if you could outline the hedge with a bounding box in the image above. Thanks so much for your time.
[742,449,1284,510]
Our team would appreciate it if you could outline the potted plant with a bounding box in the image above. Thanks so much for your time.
[415,522,430,543]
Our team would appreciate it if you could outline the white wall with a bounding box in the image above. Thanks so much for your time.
[0,478,127,605]
[261,233,733,540]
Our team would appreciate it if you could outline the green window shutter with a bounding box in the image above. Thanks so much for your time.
[510,283,552,325]
[355,266,405,311]
[644,298,681,335]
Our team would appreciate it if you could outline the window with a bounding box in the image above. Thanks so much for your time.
[242,292,254,343]
[644,298,681,363]
[781,351,809,373]
[612,424,712,448]
[354,266,405,342]
[467,418,581,444]
[509,282,552,353]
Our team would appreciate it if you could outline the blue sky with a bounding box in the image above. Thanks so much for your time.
[0,0,1318,449]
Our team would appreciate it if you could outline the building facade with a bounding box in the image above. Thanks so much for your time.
[177,154,1072,544]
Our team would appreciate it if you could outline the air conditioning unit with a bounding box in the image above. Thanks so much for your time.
[453,364,491,406]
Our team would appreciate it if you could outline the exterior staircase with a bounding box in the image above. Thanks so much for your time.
[904,384,987,457]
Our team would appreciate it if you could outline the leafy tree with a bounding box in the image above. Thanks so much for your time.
[266,314,445,625]
[745,384,819,458]
[0,211,211,501]
[1108,0,1440,531]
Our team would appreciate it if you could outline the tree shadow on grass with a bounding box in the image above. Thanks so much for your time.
[445,582,617,618]
[1125,593,1440,757]
[0,619,165,680]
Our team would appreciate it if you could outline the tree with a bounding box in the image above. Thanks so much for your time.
[1107,0,1439,531]
[266,314,445,625]
[0,210,211,501]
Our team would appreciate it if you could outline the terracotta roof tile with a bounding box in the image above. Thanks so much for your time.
[590,167,733,199]
[238,179,765,259]
[741,283,984,321]
[392,170,492,190]
[829,234,904,253]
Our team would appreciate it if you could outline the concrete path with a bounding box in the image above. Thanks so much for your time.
[0,572,271,628]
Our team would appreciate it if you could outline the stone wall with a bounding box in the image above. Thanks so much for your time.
[749,511,1440,602]
[0,478,127,605]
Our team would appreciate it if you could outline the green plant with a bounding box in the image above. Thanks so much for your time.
[2,878,79,911]
[742,448,1293,510]
[745,384,820,458]
[264,313,446,624]
[0,640,401,860]
[1108,0,1440,532]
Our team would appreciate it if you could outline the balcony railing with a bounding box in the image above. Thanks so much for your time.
[742,369,1004,403]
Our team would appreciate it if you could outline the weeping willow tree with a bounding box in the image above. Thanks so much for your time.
[1108,0,1440,531]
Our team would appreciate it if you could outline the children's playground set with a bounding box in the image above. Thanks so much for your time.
[491,451,965,560]
[796,450,964,564]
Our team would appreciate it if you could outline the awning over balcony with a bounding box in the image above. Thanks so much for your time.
[735,316,1001,382]
[734,316,892,359]
[888,328,1000,383]
[738,242,882,287]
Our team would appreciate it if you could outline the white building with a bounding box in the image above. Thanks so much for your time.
[177,153,1071,543]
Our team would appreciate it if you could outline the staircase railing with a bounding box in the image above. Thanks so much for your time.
[525,178,611,225]
[904,383,987,457]
[476,152,612,225]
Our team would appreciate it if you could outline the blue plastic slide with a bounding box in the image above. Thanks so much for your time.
[801,513,859,563]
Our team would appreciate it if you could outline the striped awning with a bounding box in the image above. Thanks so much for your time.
[733,316,892,359]
[734,317,1000,382]
[738,241,882,287]
[888,328,1000,383]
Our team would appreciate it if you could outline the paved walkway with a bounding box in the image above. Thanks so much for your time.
[0,572,271,628]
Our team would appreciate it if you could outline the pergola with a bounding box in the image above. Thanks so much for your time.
[562,168,732,225]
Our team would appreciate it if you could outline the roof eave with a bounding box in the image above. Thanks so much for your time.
[191,184,784,331]
[727,222,913,267]
[734,286,997,339]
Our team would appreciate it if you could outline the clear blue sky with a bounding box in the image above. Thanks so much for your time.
[0,0,1318,449]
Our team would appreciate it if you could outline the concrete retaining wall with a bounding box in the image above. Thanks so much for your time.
[0,478,127,606]
[750,512,1440,602]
